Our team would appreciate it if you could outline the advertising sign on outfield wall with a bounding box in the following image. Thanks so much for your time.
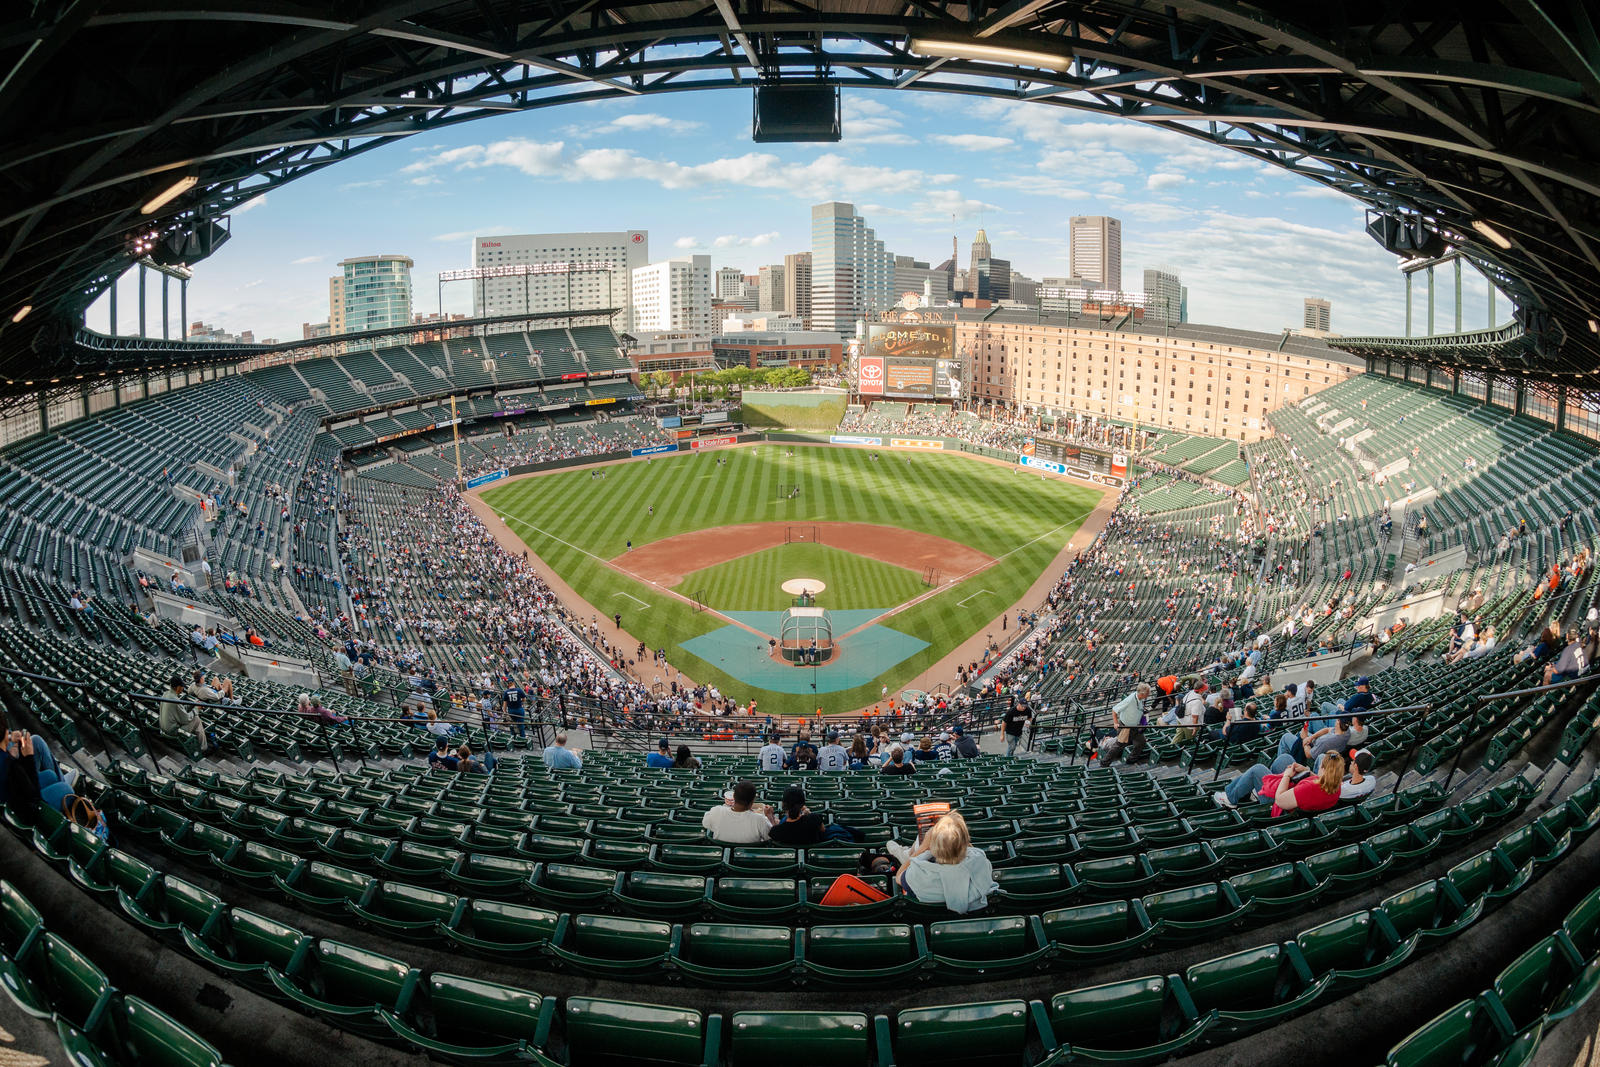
[660,416,683,428]
[632,444,678,457]
[890,438,944,450]
[465,469,509,489]
[829,435,883,446]
[691,435,738,450]
[857,356,886,395]
[1019,453,1126,488]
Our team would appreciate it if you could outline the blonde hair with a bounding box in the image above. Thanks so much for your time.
[926,810,972,864]
[1315,752,1346,795]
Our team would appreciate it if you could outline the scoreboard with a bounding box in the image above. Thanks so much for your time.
[1026,437,1129,482]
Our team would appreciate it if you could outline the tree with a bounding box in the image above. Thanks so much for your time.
[649,371,672,396]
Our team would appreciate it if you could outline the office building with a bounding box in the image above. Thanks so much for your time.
[716,267,745,302]
[966,229,1011,302]
[1144,269,1186,325]
[811,202,895,335]
[1009,272,1038,305]
[632,255,712,335]
[1304,297,1332,333]
[784,253,812,327]
[1070,216,1122,291]
[892,256,951,306]
[958,309,1361,441]
[758,264,787,312]
[469,230,648,332]
[326,278,345,335]
[332,254,413,349]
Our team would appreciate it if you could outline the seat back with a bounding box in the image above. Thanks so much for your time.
[565,997,711,1067]
[730,1011,870,1067]
[892,1000,1031,1066]
[428,973,547,1043]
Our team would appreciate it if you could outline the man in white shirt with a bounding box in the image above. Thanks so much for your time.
[1340,750,1376,801]
[757,733,786,771]
[817,730,849,771]
[701,781,774,843]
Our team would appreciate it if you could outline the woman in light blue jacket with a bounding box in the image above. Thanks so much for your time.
[887,811,997,914]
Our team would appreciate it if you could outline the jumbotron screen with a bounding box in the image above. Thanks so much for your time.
[859,323,961,399]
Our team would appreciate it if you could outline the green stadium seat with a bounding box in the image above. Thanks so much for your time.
[1146,842,1222,882]
[447,854,537,896]
[349,881,465,940]
[275,860,375,917]
[212,841,305,890]
[1295,910,1417,990]
[1183,943,1329,1036]
[56,996,226,1067]
[382,973,556,1064]
[992,863,1081,909]
[614,872,712,919]
[1366,825,1439,868]
[1226,862,1323,916]
[547,914,677,978]
[1380,879,1483,943]
[673,923,799,986]
[6,933,113,1028]
[731,1011,869,1066]
[650,844,727,873]
[925,915,1052,977]
[180,908,312,992]
[441,899,565,960]
[1304,843,1391,892]
[528,863,622,909]
[1562,885,1600,959]
[708,877,805,921]
[0,880,44,957]
[1494,823,1566,872]
[564,997,720,1067]
[267,939,420,1038]
[1385,998,1511,1067]
[724,847,801,876]
[803,923,930,984]
[1447,850,1529,906]
[1492,934,1591,1027]
[1207,829,1283,868]
[1072,854,1160,896]
[1039,900,1159,960]
[1045,975,1212,1062]
[1140,883,1250,941]
[70,848,158,900]
[879,1000,1042,1067]
[116,875,225,941]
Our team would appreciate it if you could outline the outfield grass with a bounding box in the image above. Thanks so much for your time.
[481,445,1100,713]
[675,543,926,611]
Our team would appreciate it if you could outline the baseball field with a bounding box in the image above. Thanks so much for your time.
[479,444,1102,715]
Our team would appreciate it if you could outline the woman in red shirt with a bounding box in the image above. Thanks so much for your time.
[1214,751,1345,814]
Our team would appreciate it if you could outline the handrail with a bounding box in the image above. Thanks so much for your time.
[1473,673,1600,704]
[0,665,88,688]
[125,691,424,724]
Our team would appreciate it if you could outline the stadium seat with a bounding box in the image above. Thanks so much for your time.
[803,923,930,984]
[212,841,305,890]
[275,861,375,917]
[1182,943,1330,1035]
[529,863,623,909]
[267,939,419,1038]
[180,907,313,993]
[1492,934,1593,1027]
[708,877,805,921]
[57,996,226,1067]
[1562,885,1600,959]
[547,914,678,978]
[614,872,713,919]
[5,932,114,1027]
[381,972,556,1063]
[1225,862,1324,916]
[441,899,566,960]
[673,923,799,986]
[1379,879,1483,943]
[1044,975,1212,1062]
[730,1011,871,1067]
[0,879,44,957]
[116,875,225,942]
[1294,910,1417,990]
[447,854,538,896]
[1140,883,1251,941]
[1039,899,1160,960]
[925,915,1052,977]
[1385,998,1511,1067]
[879,1000,1043,1067]
[564,997,719,1067]
[349,881,465,939]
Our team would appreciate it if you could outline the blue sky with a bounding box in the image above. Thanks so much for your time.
[94,89,1502,343]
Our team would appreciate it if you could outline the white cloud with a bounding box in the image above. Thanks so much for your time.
[673,236,700,250]
[431,225,509,242]
[1147,172,1189,191]
[242,279,264,289]
[711,231,781,248]
[338,179,387,191]
[290,255,323,265]
[233,195,268,214]
[933,134,1013,151]
[410,175,442,187]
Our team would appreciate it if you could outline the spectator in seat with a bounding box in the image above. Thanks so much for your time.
[159,675,209,754]
[456,744,489,774]
[757,732,786,771]
[886,810,997,915]
[847,734,873,769]
[426,736,458,772]
[932,732,955,760]
[646,738,674,768]
[817,730,849,771]
[542,731,583,770]
[1340,749,1376,802]
[701,779,774,843]
[0,721,77,815]
[768,785,863,845]
[1316,676,1375,731]
[1545,631,1589,685]
[951,725,981,759]
[673,744,702,770]
[1217,701,1266,746]
[881,745,916,775]
[912,736,939,763]
[1215,751,1346,815]
[1515,622,1562,665]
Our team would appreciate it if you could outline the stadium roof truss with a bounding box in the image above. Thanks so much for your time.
[2,0,1598,396]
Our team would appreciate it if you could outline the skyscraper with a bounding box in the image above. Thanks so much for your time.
[715,266,745,303]
[333,254,413,349]
[1070,216,1122,291]
[1143,268,1185,325]
[1304,297,1332,332]
[966,228,1011,301]
[469,230,648,333]
[758,264,787,312]
[784,252,812,328]
[631,255,712,335]
[810,202,895,335]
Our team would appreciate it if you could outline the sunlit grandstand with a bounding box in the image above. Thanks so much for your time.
[5,3,1600,1066]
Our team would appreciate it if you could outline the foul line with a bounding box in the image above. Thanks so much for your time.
[957,589,996,607]
[612,592,650,609]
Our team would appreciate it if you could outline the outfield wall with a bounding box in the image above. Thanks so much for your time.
[738,391,848,431]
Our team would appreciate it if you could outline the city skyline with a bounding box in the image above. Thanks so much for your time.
[106,90,1503,343]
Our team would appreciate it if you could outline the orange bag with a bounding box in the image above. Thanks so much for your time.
[817,873,890,907]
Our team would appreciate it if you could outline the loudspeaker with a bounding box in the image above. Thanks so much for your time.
[753,84,841,143]
[150,219,232,267]
[1365,214,1447,259]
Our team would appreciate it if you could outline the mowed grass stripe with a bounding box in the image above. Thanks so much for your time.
[481,445,1100,713]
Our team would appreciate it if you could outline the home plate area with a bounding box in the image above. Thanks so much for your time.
[678,610,928,695]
